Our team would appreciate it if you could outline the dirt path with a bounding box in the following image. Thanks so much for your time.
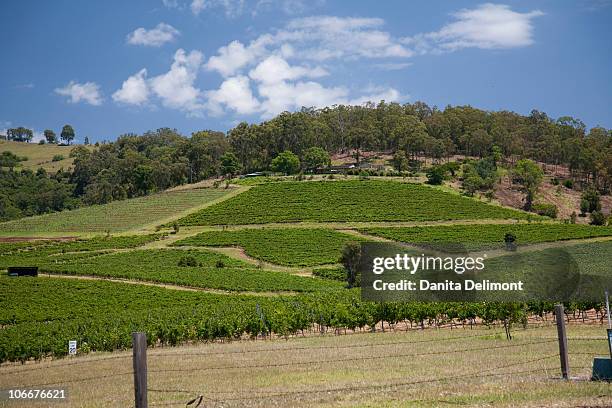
[39,273,296,297]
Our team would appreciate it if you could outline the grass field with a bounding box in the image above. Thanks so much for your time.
[176,180,531,225]
[1,323,609,407]
[0,187,234,235]
[0,140,92,172]
[173,228,366,266]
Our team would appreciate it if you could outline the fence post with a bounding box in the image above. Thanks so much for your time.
[132,332,148,408]
[555,304,569,379]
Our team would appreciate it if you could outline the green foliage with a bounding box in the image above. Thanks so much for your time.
[174,228,364,266]
[513,159,544,211]
[590,211,606,226]
[177,255,199,267]
[0,188,229,233]
[302,147,330,172]
[6,127,33,143]
[312,267,346,281]
[44,129,57,144]
[0,151,25,168]
[220,151,241,176]
[177,181,530,225]
[361,223,612,250]
[41,249,338,293]
[426,165,446,185]
[51,154,64,162]
[532,203,558,219]
[0,168,77,222]
[271,150,300,175]
[563,179,574,189]
[581,188,601,213]
[340,241,361,288]
[60,124,75,145]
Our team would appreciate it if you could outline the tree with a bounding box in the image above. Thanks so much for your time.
[581,188,601,213]
[302,147,330,172]
[271,150,300,175]
[7,127,33,142]
[513,159,543,211]
[220,152,241,176]
[426,165,446,185]
[44,129,57,144]
[340,241,362,288]
[60,125,75,145]
[84,136,90,145]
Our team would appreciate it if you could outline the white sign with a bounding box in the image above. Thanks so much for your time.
[68,340,77,355]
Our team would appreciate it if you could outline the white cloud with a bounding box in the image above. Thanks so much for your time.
[205,38,271,77]
[126,23,180,47]
[55,81,103,106]
[149,49,205,114]
[191,0,245,17]
[14,83,35,89]
[205,76,260,115]
[372,62,413,71]
[278,16,412,60]
[404,4,543,53]
[112,69,150,105]
[248,55,327,84]
[162,0,179,8]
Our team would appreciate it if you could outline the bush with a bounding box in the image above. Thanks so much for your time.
[504,232,517,251]
[312,267,345,282]
[426,165,446,185]
[551,177,559,185]
[177,256,199,267]
[215,259,225,268]
[172,223,180,234]
[563,179,574,189]
[52,154,64,162]
[532,203,558,219]
[38,140,46,145]
[359,170,370,180]
[590,211,606,226]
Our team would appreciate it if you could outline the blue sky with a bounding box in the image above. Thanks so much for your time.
[1,0,611,143]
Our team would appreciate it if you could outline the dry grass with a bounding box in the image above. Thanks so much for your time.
[0,140,93,172]
[1,324,610,407]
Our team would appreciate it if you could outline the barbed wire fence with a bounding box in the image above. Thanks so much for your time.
[5,304,609,407]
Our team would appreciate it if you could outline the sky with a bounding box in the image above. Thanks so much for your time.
[1,0,611,143]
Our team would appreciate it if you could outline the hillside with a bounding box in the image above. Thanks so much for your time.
[0,140,91,172]
[0,185,239,236]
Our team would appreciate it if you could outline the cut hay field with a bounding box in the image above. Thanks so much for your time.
[0,187,235,236]
[0,140,92,172]
[173,228,366,266]
[176,180,532,226]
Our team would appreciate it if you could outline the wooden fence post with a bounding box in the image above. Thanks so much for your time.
[132,332,148,408]
[555,304,569,379]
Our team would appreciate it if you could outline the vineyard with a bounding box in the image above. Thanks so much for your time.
[0,187,231,235]
[361,223,612,248]
[176,180,532,225]
[173,228,365,266]
[1,274,608,363]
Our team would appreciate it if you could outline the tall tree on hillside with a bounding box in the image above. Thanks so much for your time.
[60,125,75,145]
[44,129,57,144]
[512,159,544,211]
[7,127,33,142]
